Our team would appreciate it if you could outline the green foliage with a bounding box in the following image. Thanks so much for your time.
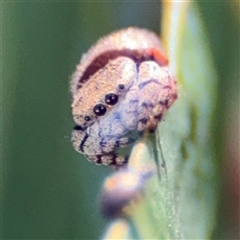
[121,2,239,239]
[2,1,239,239]
[123,2,218,239]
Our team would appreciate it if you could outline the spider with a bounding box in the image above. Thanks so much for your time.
[71,27,177,166]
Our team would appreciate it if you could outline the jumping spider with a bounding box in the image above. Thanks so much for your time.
[70,27,177,166]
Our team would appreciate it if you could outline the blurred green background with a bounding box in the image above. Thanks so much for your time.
[2,1,239,239]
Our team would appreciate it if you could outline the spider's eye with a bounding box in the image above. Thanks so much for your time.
[105,93,118,106]
[118,84,125,91]
[93,104,107,116]
[73,125,85,131]
[84,116,91,121]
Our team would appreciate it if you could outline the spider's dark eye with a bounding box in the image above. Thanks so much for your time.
[93,104,107,116]
[84,116,91,121]
[105,93,118,106]
[73,125,85,131]
[118,84,125,91]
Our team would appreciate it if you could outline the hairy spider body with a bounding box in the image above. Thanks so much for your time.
[70,27,177,166]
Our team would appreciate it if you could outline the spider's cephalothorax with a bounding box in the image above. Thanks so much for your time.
[70,27,177,166]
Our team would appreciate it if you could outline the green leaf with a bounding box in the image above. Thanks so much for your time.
[126,2,219,239]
